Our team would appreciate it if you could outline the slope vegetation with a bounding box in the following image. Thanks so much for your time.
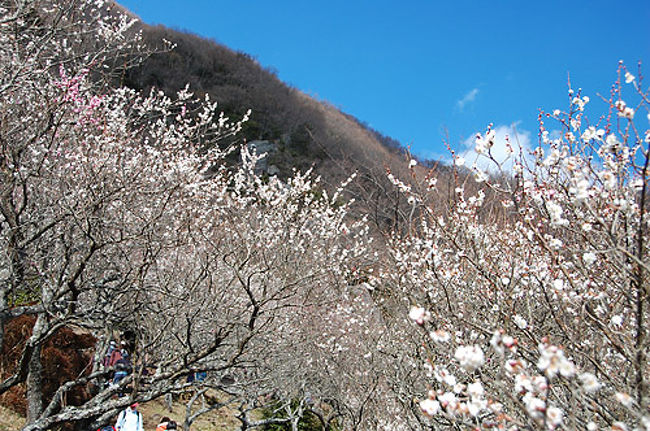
[122,22,427,231]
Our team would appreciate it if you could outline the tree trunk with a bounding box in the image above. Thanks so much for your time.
[26,341,43,422]
[26,313,50,423]
[0,285,6,353]
[165,393,173,412]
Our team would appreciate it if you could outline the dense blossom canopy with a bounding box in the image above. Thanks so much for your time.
[384,65,650,429]
[1,1,649,430]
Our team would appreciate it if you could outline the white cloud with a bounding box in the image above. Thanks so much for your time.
[456,88,479,111]
[461,123,533,174]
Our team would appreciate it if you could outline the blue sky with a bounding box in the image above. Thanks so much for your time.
[119,0,649,160]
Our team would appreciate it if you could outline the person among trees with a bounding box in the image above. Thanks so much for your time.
[112,353,133,391]
[115,403,143,431]
[156,417,177,431]
[120,341,130,357]
[111,345,133,397]
[186,370,207,384]
[104,341,123,368]
[102,341,118,368]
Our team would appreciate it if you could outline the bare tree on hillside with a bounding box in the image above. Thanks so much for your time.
[0,3,372,430]
[382,67,650,430]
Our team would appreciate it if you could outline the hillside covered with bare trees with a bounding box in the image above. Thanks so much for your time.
[3,1,650,431]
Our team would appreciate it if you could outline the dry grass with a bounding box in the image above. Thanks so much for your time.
[0,390,242,431]
[0,405,24,431]
[139,392,241,431]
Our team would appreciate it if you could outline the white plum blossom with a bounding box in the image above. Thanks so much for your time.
[537,344,575,378]
[514,374,534,393]
[605,133,620,151]
[599,170,617,190]
[467,397,488,416]
[430,329,451,343]
[546,406,563,429]
[546,201,568,226]
[505,359,527,375]
[438,391,459,410]
[491,331,505,355]
[467,381,484,398]
[454,345,485,372]
[581,126,597,142]
[420,398,440,416]
[582,252,597,266]
[532,375,549,392]
[615,100,635,119]
[513,315,528,329]
[523,394,546,420]
[549,238,563,249]
[434,366,457,386]
[611,315,623,327]
[572,96,589,111]
[389,63,650,430]
[570,118,580,131]
[473,165,488,183]
[502,335,516,349]
[474,128,496,154]
[409,306,431,325]
[578,372,602,393]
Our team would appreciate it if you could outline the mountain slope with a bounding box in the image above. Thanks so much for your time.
[123,24,405,174]
[119,21,428,231]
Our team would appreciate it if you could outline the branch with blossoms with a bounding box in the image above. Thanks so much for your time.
[382,62,650,430]
[1,3,376,430]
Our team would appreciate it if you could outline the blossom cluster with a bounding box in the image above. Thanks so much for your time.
[386,63,650,430]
